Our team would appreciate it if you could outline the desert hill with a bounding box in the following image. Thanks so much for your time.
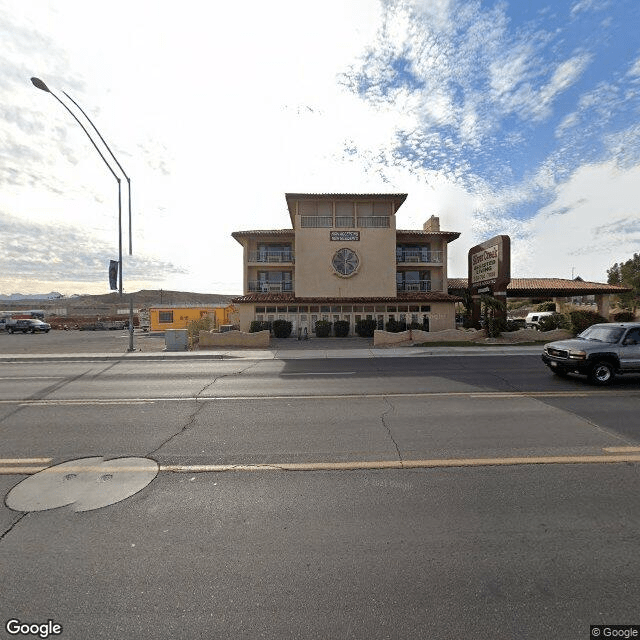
[2,290,237,315]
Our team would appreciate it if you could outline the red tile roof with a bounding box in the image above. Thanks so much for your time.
[396,230,460,242]
[447,277,631,295]
[232,229,295,239]
[231,292,462,304]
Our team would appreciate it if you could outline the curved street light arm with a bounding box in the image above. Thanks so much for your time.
[62,90,133,256]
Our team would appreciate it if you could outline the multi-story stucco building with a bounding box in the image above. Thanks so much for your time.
[231,193,461,335]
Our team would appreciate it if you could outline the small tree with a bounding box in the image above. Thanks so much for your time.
[608,254,640,313]
[536,301,557,312]
[569,310,608,335]
[187,316,215,339]
[481,294,506,338]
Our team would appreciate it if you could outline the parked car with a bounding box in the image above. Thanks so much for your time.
[6,319,51,334]
[525,311,555,329]
[541,322,640,385]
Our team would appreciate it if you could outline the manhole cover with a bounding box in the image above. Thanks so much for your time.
[5,457,159,512]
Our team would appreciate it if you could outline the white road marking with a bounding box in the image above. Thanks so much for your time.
[0,389,634,406]
[0,458,52,463]
[0,376,66,380]
[280,372,357,376]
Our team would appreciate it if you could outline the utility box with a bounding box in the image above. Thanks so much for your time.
[165,329,188,351]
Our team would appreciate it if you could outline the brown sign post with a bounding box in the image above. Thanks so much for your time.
[468,235,511,327]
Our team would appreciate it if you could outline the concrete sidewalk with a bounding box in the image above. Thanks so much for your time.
[0,344,544,362]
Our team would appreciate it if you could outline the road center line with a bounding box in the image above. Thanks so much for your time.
[3,454,640,475]
[154,453,640,472]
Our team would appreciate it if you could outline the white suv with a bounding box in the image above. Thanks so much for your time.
[525,311,555,329]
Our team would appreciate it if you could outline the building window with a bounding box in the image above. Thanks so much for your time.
[396,244,431,263]
[396,271,431,291]
[335,201,354,228]
[256,271,293,292]
[257,244,293,262]
[159,311,173,323]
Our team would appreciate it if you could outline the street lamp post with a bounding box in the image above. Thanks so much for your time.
[31,77,135,351]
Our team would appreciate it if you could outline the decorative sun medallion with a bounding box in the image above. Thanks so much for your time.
[332,247,359,277]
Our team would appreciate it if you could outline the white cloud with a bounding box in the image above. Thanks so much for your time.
[1,0,639,296]
[628,56,640,78]
[515,161,640,280]
[528,54,593,121]
[571,0,609,17]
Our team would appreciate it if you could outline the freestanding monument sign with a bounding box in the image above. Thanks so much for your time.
[468,235,511,326]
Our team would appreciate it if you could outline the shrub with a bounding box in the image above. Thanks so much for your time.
[408,321,422,330]
[249,320,271,333]
[537,313,570,332]
[355,319,377,337]
[569,310,608,335]
[613,311,635,322]
[485,317,507,338]
[385,319,406,333]
[272,319,292,338]
[536,301,557,312]
[504,319,525,332]
[315,320,332,337]
[334,320,350,337]
[187,316,215,339]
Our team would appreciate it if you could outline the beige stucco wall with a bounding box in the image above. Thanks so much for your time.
[374,328,482,346]
[237,305,255,332]
[374,327,573,346]
[199,329,270,348]
[417,302,456,331]
[294,226,397,297]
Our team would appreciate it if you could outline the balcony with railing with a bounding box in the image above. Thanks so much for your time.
[248,281,294,293]
[300,216,333,228]
[396,249,443,264]
[248,251,295,263]
[357,216,390,228]
[396,280,433,292]
[299,216,390,229]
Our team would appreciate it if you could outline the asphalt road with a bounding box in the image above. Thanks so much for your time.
[1,354,639,639]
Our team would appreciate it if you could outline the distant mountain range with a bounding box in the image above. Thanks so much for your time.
[0,290,236,308]
[0,292,64,301]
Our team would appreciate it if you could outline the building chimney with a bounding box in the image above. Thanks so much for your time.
[423,215,440,231]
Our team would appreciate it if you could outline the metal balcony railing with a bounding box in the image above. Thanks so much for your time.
[396,250,443,264]
[248,251,294,263]
[299,216,390,229]
[300,216,333,228]
[396,280,432,292]
[248,281,294,293]
[335,216,355,228]
[357,216,390,228]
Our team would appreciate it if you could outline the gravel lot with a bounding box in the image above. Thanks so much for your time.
[0,329,166,354]
[0,329,377,354]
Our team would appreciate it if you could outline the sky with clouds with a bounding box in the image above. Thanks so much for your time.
[1,0,639,296]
